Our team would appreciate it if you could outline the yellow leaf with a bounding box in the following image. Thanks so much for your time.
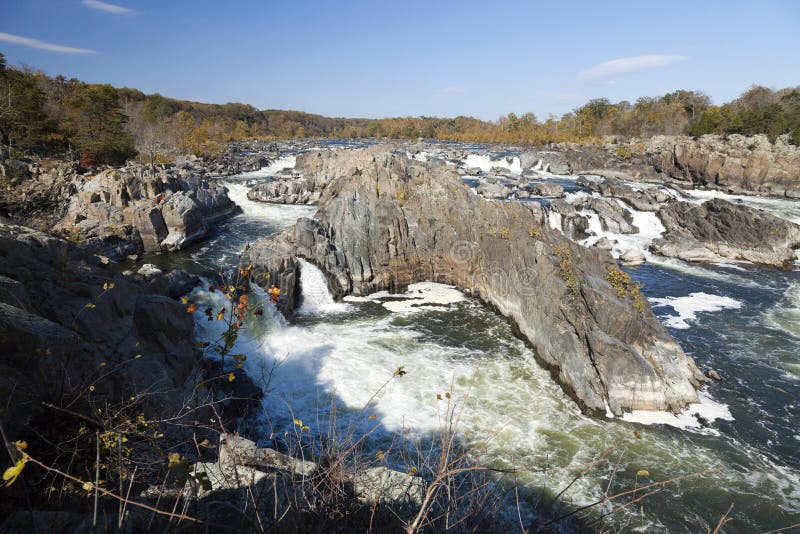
[84,303,96,309]
[228,373,235,382]
[168,452,181,468]
[13,441,27,451]
[636,469,650,477]
[217,312,225,321]
[368,414,377,420]
[180,297,189,305]
[82,481,94,491]
[293,418,302,427]
[102,282,115,291]
[2,457,27,486]
[375,451,384,460]
[89,385,95,392]
[134,354,142,360]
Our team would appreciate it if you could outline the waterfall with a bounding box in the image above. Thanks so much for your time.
[297,259,351,315]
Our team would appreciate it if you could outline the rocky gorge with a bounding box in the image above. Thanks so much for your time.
[248,147,708,416]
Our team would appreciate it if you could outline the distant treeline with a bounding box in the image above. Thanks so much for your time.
[1,51,799,165]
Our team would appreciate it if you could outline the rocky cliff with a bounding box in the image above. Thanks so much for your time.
[250,148,707,416]
[1,159,241,261]
[520,134,800,198]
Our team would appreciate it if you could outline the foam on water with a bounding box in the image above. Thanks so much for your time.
[620,391,734,434]
[461,154,522,175]
[344,282,466,313]
[649,292,743,329]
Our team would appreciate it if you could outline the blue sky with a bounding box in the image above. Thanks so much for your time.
[1,0,799,120]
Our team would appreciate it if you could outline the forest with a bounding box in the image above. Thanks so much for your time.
[1,51,799,165]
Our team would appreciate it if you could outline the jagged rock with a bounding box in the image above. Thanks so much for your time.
[219,434,316,476]
[148,269,200,298]
[0,223,198,438]
[578,176,671,212]
[593,237,614,250]
[5,161,242,256]
[250,148,706,415]
[620,248,646,265]
[647,134,800,197]
[521,150,571,174]
[353,467,424,516]
[652,199,800,267]
[532,182,565,197]
[476,180,512,199]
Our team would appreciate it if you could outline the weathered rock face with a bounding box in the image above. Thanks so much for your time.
[0,223,199,438]
[652,198,800,267]
[548,134,800,198]
[52,165,240,258]
[251,148,706,416]
[646,134,800,197]
[577,176,671,212]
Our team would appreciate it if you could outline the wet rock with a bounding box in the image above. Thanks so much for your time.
[620,248,646,265]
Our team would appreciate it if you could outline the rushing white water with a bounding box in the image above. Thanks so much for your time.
[649,292,744,329]
[224,181,316,227]
[232,155,297,179]
[297,260,352,315]
[462,154,522,175]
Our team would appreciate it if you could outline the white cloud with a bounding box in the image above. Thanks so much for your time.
[0,32,96,54]
[579,55,688,81]
[82,0,140,15]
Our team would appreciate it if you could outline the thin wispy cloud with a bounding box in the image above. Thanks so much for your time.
[82,0,140,15]
[0,31,96,54]
[579,55,688,81]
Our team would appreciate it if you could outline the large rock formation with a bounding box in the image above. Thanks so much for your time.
[246,150,344,205]
[538,134,800,198]
[250,148,706,416]
[51,164,240,258]
[651,198,800,267]
[646,134,800,197]
[0,223,199,438]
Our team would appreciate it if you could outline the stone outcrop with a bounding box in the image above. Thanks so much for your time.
[544,134,800,198]
[646,134,800,197]
[577,176,671,212]
[51,165,240,258]
[250,148,707,416]
[652,198,800,268]
[0,223,199,438]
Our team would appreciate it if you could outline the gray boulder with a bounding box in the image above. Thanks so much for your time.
[652,198,800,267]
